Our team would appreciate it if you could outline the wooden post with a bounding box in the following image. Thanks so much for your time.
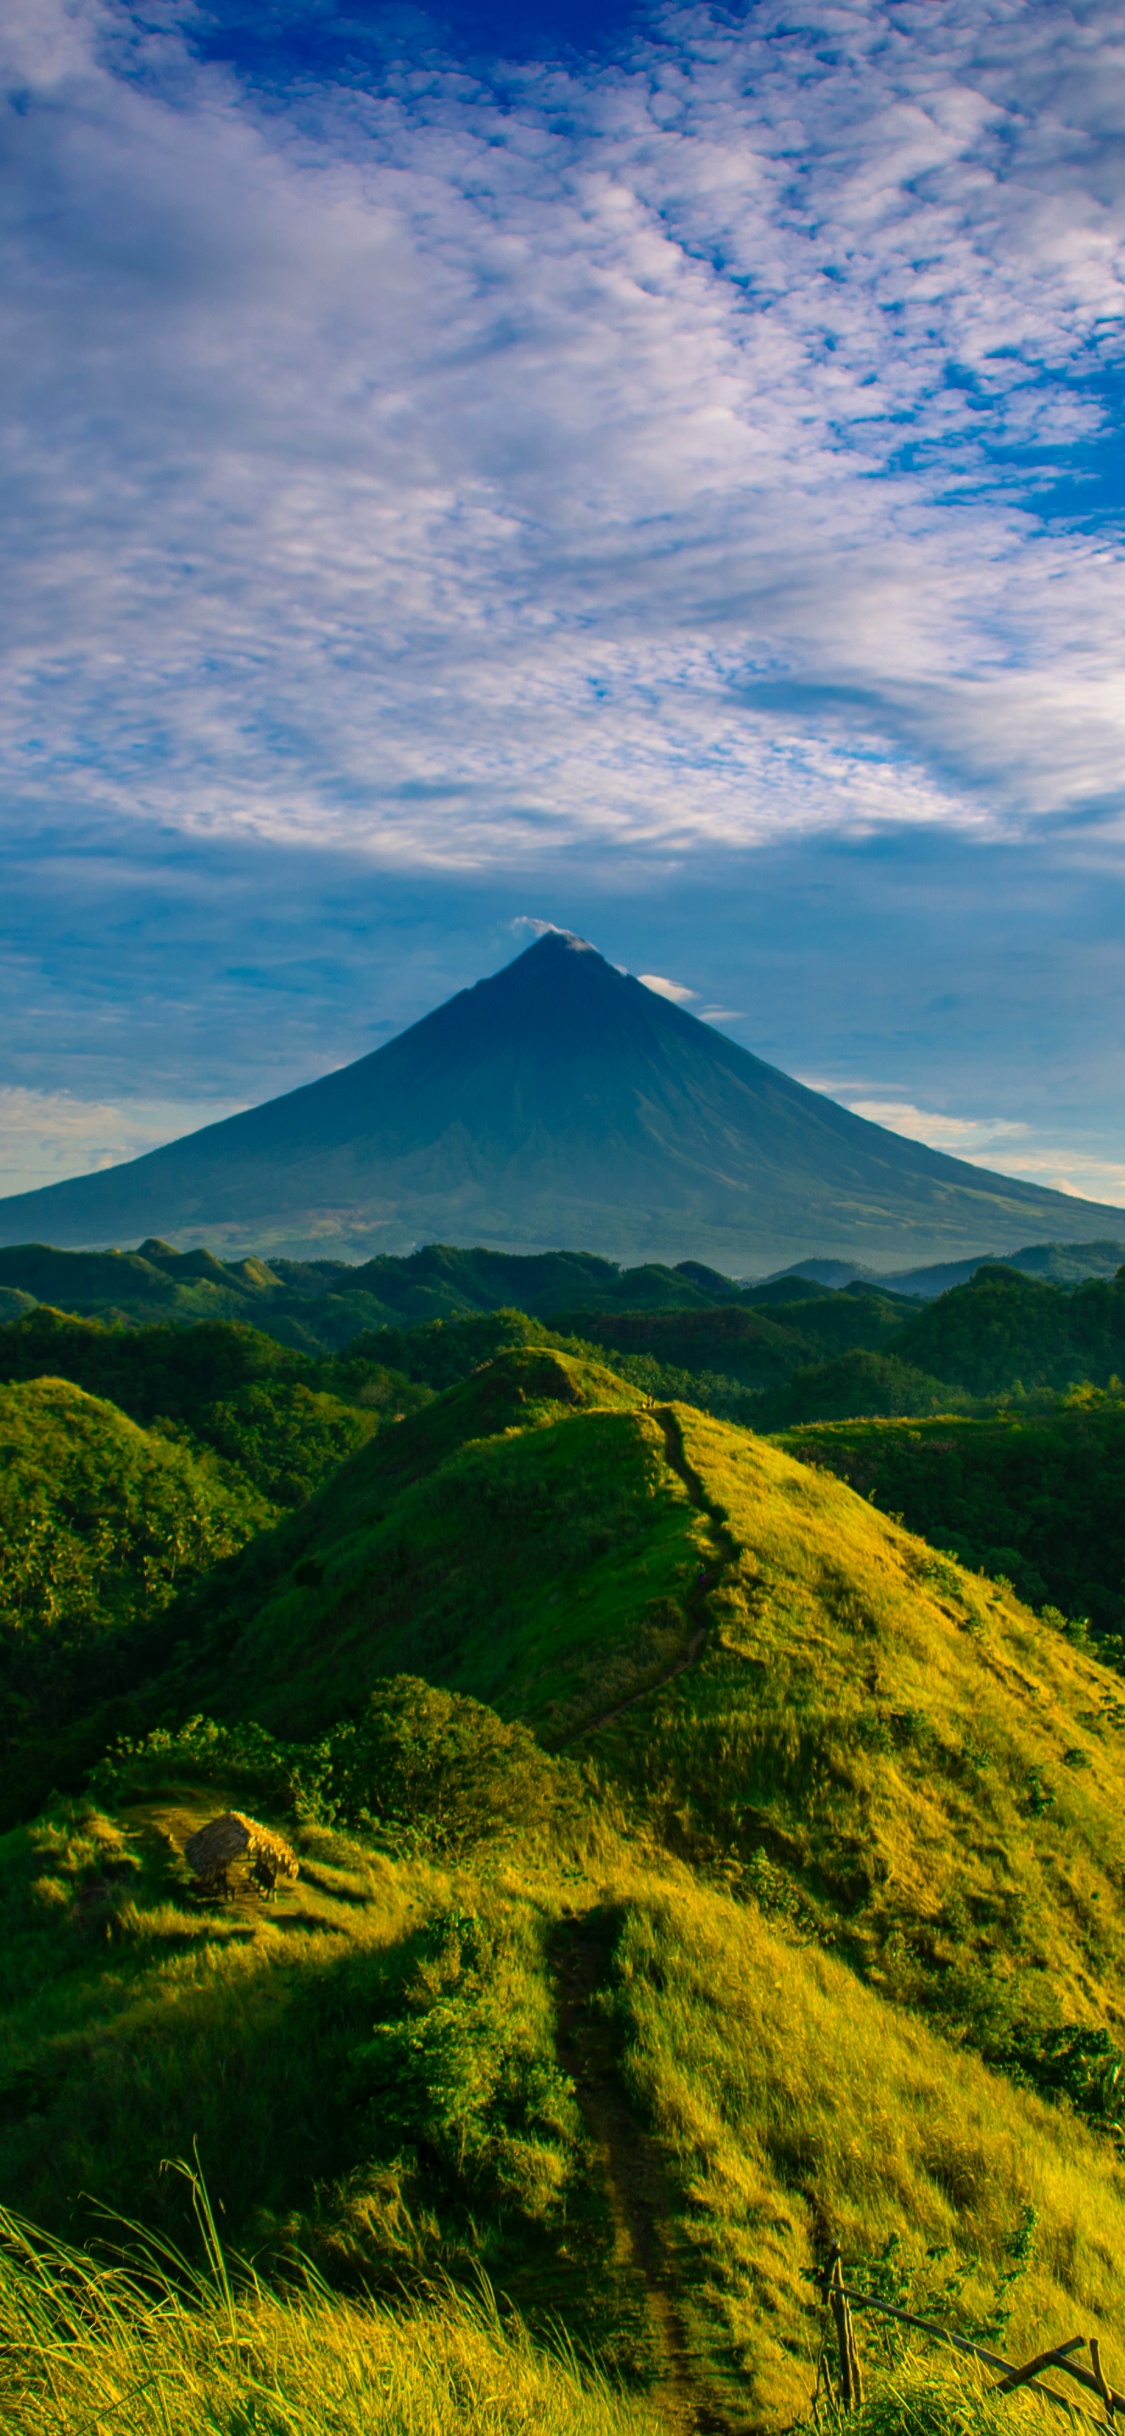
[1090,2342,1115,2425]
[827,2249,864,2411]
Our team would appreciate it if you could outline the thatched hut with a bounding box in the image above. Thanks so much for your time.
[183,1811,298,1901]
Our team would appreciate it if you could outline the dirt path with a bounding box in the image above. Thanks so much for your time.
[566,1404,740,1741]
[551,1908,735,2435]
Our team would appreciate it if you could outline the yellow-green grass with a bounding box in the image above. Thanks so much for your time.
[846,2351,1063,2436]
[7,1773,1125,2429]
[0,1790,424,2237]
[0,2200,658,2436]
[609,1874,1125,2425]
[589,1407,1125,2038]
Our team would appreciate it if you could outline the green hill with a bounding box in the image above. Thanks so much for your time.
[0,1376,270,1761]
[0,1235,727,1346]
[0,1306,420,1504]
[893,1262,1125,1395]
[7,1238,1125,1430]
[9,1333,1125,2429]
[161,1346,691,1743]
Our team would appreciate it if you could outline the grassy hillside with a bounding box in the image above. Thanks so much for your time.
[8,1322,1125,2429]
[584,1408,1125,2051]
[777,1403,1125,1641]
[5,1774,1125,2431]
[0,2213,657,2436]
[50,1351,1125,2075]
[0,1377,269,1761]
[171,1346,697,1742]
[0,1307,421,1504]
[31,1345,1125,2052]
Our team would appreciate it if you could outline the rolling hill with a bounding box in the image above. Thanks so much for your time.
[0,931,1121,1269]
[7,1342,1125,2432]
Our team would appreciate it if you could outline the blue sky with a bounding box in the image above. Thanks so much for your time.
[3,0,1125,1212]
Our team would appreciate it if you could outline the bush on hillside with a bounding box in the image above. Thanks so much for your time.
[321,1676,558,1854]
[89,1680,558,1857]
[88,1713,300,1807]
[341,1903,580,2241]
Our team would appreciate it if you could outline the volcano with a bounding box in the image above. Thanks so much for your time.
[0,930,1120,1269]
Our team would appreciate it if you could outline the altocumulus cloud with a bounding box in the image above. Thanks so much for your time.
[2,0,1125,867]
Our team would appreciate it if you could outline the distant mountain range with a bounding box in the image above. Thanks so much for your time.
[779,1238,1125,1297]
[0,929,1121,1269]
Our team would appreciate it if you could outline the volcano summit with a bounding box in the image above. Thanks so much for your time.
[0,931,1119,1269]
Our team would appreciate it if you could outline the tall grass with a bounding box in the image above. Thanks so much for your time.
[0,2178,658,2436]
[607,1876,1125,2427]
[845,2350,1054,2436]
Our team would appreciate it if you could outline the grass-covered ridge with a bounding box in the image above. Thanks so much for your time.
[8,1284,1125,2430]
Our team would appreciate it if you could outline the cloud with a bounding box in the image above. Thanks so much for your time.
[2,0,1125,870]
[837,1100,1031,1158]
[638,972,698,1002]
[813,1091,1125,1209]
[0,1085,245,1196]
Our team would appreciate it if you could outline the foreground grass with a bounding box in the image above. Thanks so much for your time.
[845,2352,1048,2436]
[0,2198,656,2436]
[609,1878,1125,2423]
[0,2194,1086,2436]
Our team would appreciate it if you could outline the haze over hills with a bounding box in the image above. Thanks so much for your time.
[1,929,1121,1270]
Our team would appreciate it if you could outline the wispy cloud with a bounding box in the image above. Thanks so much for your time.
[0,1085,246,1196]
[806,1089,1125,1210]
[3,0,1125,870]
[638,972,698,1002]
[837,1100,1031,1158]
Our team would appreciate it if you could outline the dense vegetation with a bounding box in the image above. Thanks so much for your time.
[7,1242,1125,2431]
[780,1403,1125,1638]
[0,1237,742,1347]
[0,1378,269,1761]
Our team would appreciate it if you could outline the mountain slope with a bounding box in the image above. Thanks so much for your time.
[0,932,1120,1267]
[111,1349,1125,2048]
[9,1351,1125,2428]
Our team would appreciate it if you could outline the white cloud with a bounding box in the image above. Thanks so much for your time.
[813,1091,1125,1208]
[639,972,698,1002]
[838,1099,1031,1157]
[1,0,1125,864]
[0,1086,245,1196]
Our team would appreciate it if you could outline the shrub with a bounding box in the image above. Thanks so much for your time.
[320,1675,558,1854]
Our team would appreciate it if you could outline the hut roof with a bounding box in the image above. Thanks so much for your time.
[183,1810,298,1880]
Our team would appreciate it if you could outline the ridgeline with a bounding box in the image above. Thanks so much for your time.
[4,1243,1125,2432]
